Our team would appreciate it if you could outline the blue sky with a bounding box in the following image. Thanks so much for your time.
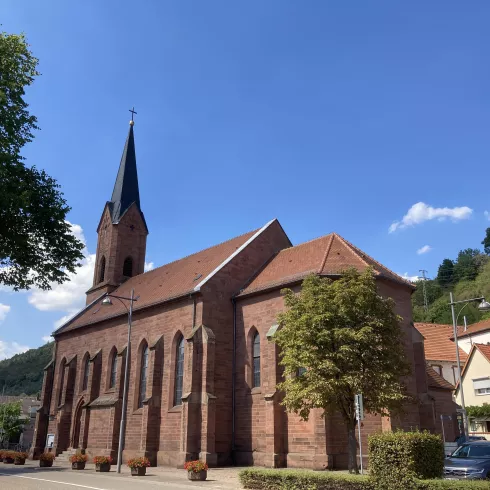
[1,1,490,358]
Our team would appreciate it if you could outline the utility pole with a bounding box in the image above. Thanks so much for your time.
[419,270,429,312]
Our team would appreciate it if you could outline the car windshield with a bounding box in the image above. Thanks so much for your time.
[451,444,490,459]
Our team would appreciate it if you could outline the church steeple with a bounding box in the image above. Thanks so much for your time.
[86,114,149,305]
[109,122,141,223]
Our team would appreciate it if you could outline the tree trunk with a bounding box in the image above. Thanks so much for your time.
[347,421,358,474]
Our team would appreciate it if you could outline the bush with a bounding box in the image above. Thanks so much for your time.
[39,451,55,462]
[368,430,444,487]
[184,460,208,473]
[14,451,28,460]
[239,469,374,490]
[127,457,150,468]
[69,453,88,463]
[238,469,490,490]
[93,455,112,465]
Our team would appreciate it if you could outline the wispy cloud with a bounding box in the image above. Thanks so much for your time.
[42,335,53,343]
[399,272,420,282]
[0,341,29,361]
[389,202,472,233]
[417,245,432,255]
[144,261,154,272]
[0,304,10,323]
[485,210,490,221]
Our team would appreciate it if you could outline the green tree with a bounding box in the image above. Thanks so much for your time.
[274,269,410,474]
[453,249,481,282]
[482,228,490,255]
[0,401,23,443]
[0,31,84,291]
[436,259,454,287]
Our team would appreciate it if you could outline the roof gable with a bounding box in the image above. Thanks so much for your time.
[456,318,490,339]
[56,223,277,334]
[426,365,455,390]
[239,232,412,296]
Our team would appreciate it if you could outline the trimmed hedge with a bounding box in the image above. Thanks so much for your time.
[239,469,373,490]
[238,469,490,490]
[368,430,444,481]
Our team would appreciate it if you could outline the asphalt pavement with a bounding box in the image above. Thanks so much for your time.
[0,461,242,490]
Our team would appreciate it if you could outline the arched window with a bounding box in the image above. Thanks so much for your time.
[123,257,133,278]
[98,256,106,283]
[138,344,149,408]
[82,356,90,391]
[58,359,66,406]
[253,332,260,388]
[174,337,185,406]
[109,352,118,389]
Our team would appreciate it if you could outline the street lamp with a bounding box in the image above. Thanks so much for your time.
[450,293,490,438]
[101,289,137,473]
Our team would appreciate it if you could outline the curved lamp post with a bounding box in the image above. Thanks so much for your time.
[450,293,490,437]
[101,289,137,473]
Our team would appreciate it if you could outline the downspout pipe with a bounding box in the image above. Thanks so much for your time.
[231,297,237,465]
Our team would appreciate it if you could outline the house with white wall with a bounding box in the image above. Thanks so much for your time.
[455,343,490,440]
[455,319,490,354]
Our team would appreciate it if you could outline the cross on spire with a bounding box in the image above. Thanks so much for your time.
[129,106,137,122]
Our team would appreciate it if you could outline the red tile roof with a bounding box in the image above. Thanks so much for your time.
[475,343,490,363]
[456,318,490,338]
[57,226,261,334]
[415,323,467,363]
[239,233,413,296]
[426,365,455,390]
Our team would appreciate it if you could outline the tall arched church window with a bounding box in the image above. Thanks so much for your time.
[138,344,149,408]
[253,332,260,388]
[99,256,106,283]
[110,352,118,389]
[174,337,185,406]
[82,356,90,391]
[123,257,133,278]
[58,360,66,406]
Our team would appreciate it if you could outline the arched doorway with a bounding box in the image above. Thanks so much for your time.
[71,399,84,449]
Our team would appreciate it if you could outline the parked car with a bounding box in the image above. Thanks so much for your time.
[444,441,490,480]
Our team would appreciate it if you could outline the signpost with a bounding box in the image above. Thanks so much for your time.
[355,394,364,474]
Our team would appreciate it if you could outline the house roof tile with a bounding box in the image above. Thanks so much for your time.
[56,226,261,334]
[415,323,467,363]
[426,365,455,391]
[239,232,413,296]
[455,318,490,339]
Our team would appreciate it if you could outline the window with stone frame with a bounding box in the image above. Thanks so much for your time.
[138,344,149,408]
[123,257,133,278]
[57,360,66,406]
[174,336,185,406]
[253,332,260,388]
[99,256,106,283]
[82,355,90,391]
[109,351,118,389]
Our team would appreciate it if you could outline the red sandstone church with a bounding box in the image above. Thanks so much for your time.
[31,121,458,469]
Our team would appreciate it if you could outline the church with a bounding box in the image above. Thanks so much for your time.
[31,120,458,469]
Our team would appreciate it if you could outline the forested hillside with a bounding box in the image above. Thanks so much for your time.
[412,228,490,325]
[0,342,53,395]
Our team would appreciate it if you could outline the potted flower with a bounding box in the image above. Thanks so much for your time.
[70,452,88,470]
[14,451,28,465]
[39,452,55,467]
[184,460,208,481]
[93,455,112,472]
[127,456,150,476]
[3,451,15,464]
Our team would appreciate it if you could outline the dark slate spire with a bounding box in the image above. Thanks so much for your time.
[110,121,141,223]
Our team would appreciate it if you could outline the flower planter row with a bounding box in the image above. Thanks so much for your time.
[1,451,29,466]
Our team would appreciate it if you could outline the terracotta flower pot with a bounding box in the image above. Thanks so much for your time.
[3,457,14,464]
[72,461,86,470]
[14,458,26,465]
[188,470,207,481]
[40,460,53,467]
[96,462,110,472]
[131,466,146,476]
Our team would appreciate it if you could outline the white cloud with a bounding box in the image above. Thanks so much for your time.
[417,245,432,255]
[53,312,77,330]
[0,341,29,360]
[485,211,490,221]
[0,304,10,323]
[389,202,473,233]
[399,272,420,282]
[144,261,154,272]
[42,335,53,343]
[28,222,95,313]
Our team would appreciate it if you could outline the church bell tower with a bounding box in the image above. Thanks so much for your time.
[86,114,148,304]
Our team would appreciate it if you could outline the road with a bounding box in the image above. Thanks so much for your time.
[0,462,241,490]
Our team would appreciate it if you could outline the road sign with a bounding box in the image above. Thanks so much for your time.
[355,393,364,421]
